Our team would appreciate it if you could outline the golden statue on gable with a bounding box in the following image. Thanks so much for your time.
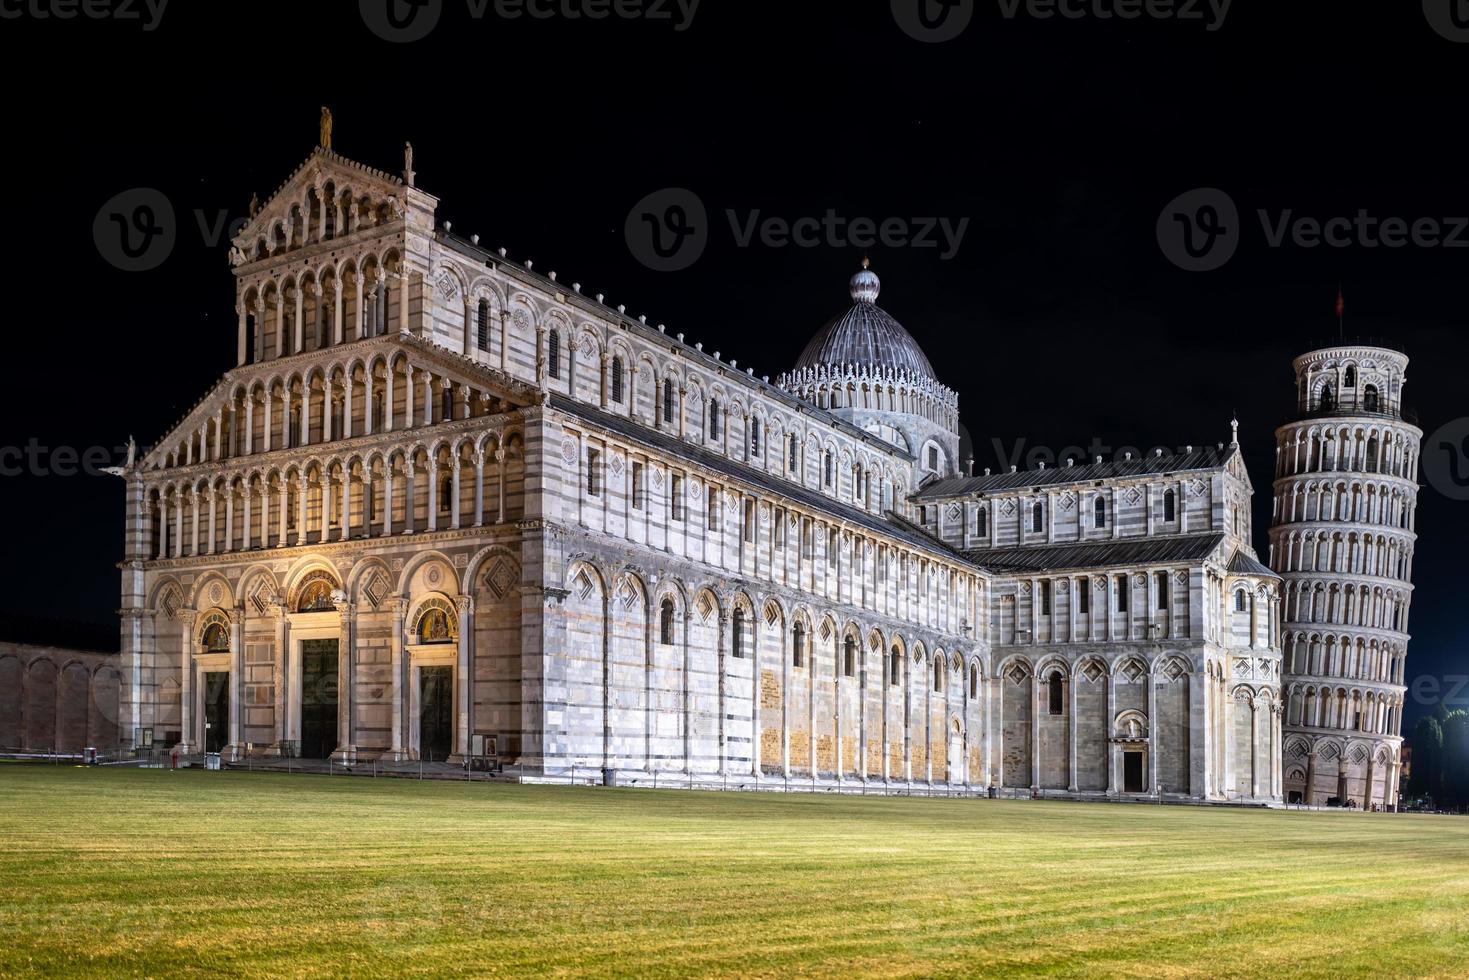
[319,107,333,150]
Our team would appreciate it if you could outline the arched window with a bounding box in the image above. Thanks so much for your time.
[1094,496,1107,529]
[843,636,855,677]
[547,330,560,379]
[732,608,746,658]
[201,621,230,653]
[750,417,761,457]
[476,298,491,351]
[441,386,453,422]
[659,598,675,645]
[792,622,806,668]
[610,357,624,403]
[1235,589,1247,612]
[708,399,720,441]
[823,450,833,488]
[890,646,902,685]
[1320,383,1334,411]
[414,602,455,644]
[977,506,988,537]
[1163,489,1176,522]
[1344,365,1357,388]
[296,574,337,613]
[1032,502,1044,533]
[969,664,978,699]
[933,659,944,692]
[440,474,453,512]
[1366,436,1379,472]
[1048,673,1063,715]
[662,379,674,425]
[788,434,798,473]
[1363,385,1379,413]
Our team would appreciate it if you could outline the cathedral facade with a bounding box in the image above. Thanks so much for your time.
[112,141,1410,806]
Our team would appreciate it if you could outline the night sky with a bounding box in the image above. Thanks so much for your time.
[3,1,1465,726]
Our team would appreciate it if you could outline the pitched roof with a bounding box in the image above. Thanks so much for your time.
[1227,549,1280,579]
[916,447,1228,498]
[965,532,1225,575]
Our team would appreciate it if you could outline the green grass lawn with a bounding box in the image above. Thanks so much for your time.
[1,767,1467,977]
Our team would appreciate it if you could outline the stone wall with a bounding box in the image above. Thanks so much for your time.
[0,642,121,754]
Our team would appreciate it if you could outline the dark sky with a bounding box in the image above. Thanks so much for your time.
[2,1,1465,725]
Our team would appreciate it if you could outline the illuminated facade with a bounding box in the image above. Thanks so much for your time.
[113,140,1286,802]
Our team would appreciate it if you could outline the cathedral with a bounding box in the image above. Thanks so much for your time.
[112,136,1418,807]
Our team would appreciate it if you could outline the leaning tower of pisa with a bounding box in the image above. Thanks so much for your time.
[1270,344,1420,808]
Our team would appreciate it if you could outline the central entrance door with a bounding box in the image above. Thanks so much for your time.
[203,672,229,753]
[1123,751,1145,793]
[299,640,339,759]
[419,666,453,762]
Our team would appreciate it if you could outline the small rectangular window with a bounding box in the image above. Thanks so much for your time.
[671,474,684,521]
[1156,571,1169,610]
[1078,580,1090,615]
[707,490,719,531]
[774,508,785,548]
[1041,580,1051,615]
[1117,578,1129,613]
[742,499,753,545]
[586,449,601,496]
[632,462,644,510]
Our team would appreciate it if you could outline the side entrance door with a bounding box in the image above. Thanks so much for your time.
[299,640,339,759]
[1123,751,1145,793]
[203,672,228,754]
[419,666,453,762]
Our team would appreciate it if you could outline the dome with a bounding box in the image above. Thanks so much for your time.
[794,262,936,380]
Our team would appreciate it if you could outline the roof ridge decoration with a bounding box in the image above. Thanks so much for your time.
[917,446,1229,498]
